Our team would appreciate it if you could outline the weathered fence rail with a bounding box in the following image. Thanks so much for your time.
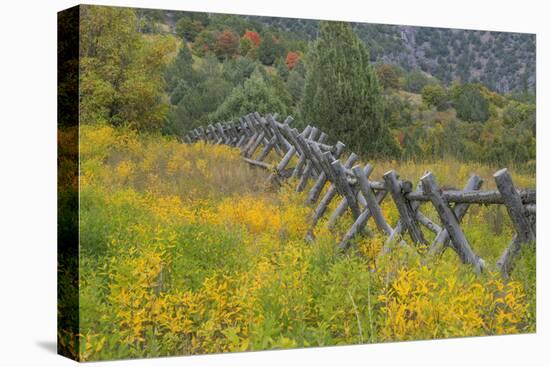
[184,112,536,277]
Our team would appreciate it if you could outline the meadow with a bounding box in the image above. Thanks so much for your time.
[61,124,535,360]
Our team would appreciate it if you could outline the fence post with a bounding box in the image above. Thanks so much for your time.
[307,152,358,240]
[266,114,292,153]
[353,164,392,235]
[239,118,251,141]
[331,160,361,220]
[257,135,278,162]
[495,168,535,242]
[283,125,311,163]
[227,122,239,145]
[292,127,318,178]
[421,172,485,273]
[494,168,535,277]
[326,165,371,229]
[297,132,328,192]
[384,170,426,245]
[295,130,324,176]
[215,122,229,145]
[267,125,310,185]
[307,141,345,205]
[338,189,387,250]
[244,115,267,158]
[268,147,295,186]
[427,175,483,258]
[240,118,257,155]
[206,124,218,143]
[197,127,205,141]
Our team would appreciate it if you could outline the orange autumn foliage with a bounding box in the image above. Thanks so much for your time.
[243,30,261,47]
[286,51,300,70]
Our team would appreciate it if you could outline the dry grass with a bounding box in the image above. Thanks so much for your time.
[397,90,423,105]
[80,124,273,202]
[365,158,534,190]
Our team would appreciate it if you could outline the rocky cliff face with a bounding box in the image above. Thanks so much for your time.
[376,25,535,94]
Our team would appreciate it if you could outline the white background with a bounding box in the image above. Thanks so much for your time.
[0,0,548,365]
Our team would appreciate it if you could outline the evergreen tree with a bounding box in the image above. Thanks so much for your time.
[165,77,233,136]
[210,70,288,121]
[452,84,490,122]
[264,72,293,114]
[175,16,203,42]
[404,71,436,93]
[164,43,194,93]
[258,32,284,66]
[287,66,305,105]
[299,21,399,157]
[275,57,289,81]
[222,56,258,85]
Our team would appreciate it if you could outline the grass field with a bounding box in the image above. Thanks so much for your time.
[61,125,535,360]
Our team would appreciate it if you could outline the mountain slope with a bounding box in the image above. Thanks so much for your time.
[249,16,535,94]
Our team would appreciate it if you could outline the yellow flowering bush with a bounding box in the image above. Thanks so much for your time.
[377,262,530,341]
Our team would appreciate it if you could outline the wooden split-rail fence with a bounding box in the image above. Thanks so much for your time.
[184,112,536,277]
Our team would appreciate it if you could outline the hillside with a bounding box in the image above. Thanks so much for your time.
[242,17,536,94]
[146,9,536,94]
[143,9,536,94]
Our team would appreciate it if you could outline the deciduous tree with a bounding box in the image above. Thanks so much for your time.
[375,63,400,90]
[285,51,300,70]
[421,84,449,111]
[215,30,240,60]
[193,29,217,56]
[79,6,177,130]
[243,30,261,47]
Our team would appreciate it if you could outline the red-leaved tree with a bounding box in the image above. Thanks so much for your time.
[286,51,300,70]
[243,30,261,47]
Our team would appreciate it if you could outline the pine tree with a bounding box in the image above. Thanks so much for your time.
[300,21,399,157]
[175,16,203,42]
[209,70,288,121]
[165,43,194,93]
[258,32,284,66]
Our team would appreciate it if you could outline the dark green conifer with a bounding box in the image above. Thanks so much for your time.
[300,21,399,157]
